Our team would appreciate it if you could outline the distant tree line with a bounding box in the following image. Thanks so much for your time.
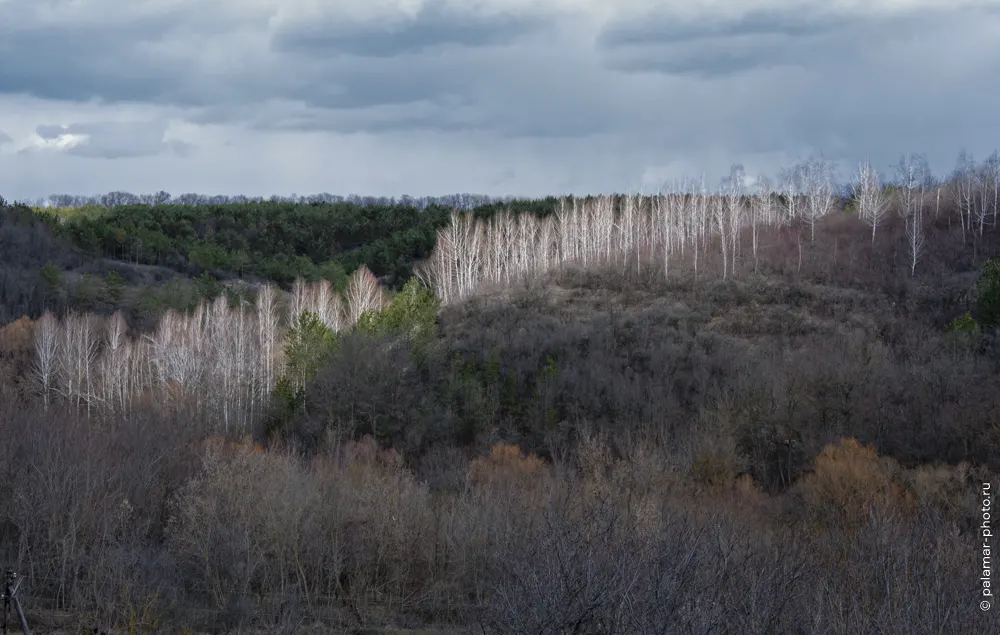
[29,191,521,210]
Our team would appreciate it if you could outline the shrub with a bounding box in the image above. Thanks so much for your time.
[947,311,978,333]
[946,311,979,351]
[40,261,62,292]
[282,310,338,388]
[796,438,911,529]
[104,269,126,303]
[688,449,741,490]
[355,278,440,346]
[468,442,547,490]
[975,256,1000,329]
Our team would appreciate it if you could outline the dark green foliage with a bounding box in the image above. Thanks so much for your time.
[194,272,222,300]
[50,199,456,287]
[354,278,440,346]
[263,312,340,441]
[39,261,61,293]
[975,256,1000,329]
[283,311,339,389]
[945,311,979,353]
[73,273,103,311]
[104,269,125,303]
[468,195,563,221]
[263,375,306,442]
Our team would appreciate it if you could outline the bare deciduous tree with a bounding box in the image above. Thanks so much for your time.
[800,157,836,243]
[724,164,746,274]
[58,312,99,416]
[856,159,888,244]
[33,312,59,410]
[906,188,926,276]
[953,151,976,240]
[256,283,281,403]
[895,153,930,222]
[100,311,131,415]
[751,175,774,273]
[344,266,388,326]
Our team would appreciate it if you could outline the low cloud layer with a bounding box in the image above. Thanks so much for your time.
[1,0,998,200]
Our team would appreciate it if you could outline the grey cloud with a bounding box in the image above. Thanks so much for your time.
[1,3,999,201]
[295,65,468,110]
[36,124,70,140]
[598,9,857,48]
[271,3,545,58]
[30,120,189,159]
[596,6,985,78]
[0,129,11,146]
[605,45,805,77]
[245,102,485,135]
[0,4,243,105]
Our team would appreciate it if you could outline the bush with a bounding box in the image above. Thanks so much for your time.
[283,311,338,388]
[468,442,547,490]
[795,438,911,529]
[355,278,440,347]
[947,311,978,333]
[975,256,1000,329]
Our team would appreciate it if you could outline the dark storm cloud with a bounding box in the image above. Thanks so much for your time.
[271,3,545,58]
[595,6,976,77]
[0,5,196,104]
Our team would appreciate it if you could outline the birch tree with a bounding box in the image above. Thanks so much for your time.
[100,311,131,415]
[311,279,343,332]
[290,278,311,321]
[723,165,746,273]
[344,266,387,327]
[751,175,773,273]
[256,284,281,407]
[856,159,888,244]
[988,151,1000,228]
[800,157,836,243]
[59,312,99,415]
[979,151,1000,231]
[906,193,926,276]
[654,192,672,278]
[895,153,930,221]
[712,194,730,280]
[953,151,976,241]
[33,312,59,410]
[779,164,803,224]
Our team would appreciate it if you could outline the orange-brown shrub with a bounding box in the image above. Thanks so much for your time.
[467,442,547,490]
[342,434,403,470]
[796,437,912,529]
[196,434,265,458]
[0,315,33,356]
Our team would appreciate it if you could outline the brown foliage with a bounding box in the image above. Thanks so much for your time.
[796,437,912,529]
[467,442,547,490]
[196,434,265,458]
[0,315,34,355]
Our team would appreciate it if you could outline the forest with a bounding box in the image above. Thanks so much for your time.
[1,151,999,634]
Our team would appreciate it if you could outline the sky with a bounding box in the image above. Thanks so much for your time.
[1,0,999,201]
